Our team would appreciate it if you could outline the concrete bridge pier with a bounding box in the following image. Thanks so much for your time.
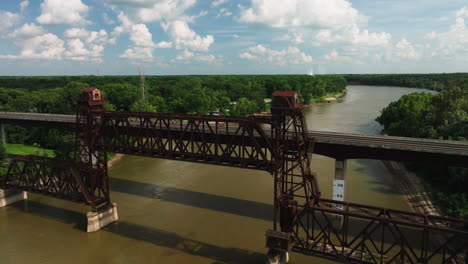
[266,249,289,264]
[0,189,27,207]
[87,203,118,232]
[331,159,346,230]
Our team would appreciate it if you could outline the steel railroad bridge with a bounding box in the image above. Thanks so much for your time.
[2,112,467,167]
[0,89,467,264]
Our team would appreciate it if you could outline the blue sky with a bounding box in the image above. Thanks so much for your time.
[0,0,466,75]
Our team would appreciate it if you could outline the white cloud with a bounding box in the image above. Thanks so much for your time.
[162,20,214,51]
[64,28,115,62]
[314,25,391,46]
[217,8,232,17]
[174,50,222,64]
[425,7,468,60]
[20,1,29,13]
[113,13,171,61]
[239,0,391,51]
[1,25,115,62]
[0,33,65,60]
[8,23,46,38]
[239,0,366,29]
[394,38,420,60]
[239,45,312,65]
[455,6,468,18]
[322,49,354,62]
[212,0,228,7]
[275,32,304,44]
[0,11,20,32]
[103,0,196,23]
[36,0,89,25]
[103,13,116,25]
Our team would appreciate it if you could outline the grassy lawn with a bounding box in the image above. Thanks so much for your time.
[5,143,55,158]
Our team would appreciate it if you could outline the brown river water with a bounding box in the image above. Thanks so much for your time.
[0,85,435,264]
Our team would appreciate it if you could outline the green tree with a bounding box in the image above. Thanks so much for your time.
[130,99,157,112]
[376,92,433,137]
[0,144,7,161]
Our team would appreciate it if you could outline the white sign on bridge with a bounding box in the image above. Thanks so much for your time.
[332,179,345,210]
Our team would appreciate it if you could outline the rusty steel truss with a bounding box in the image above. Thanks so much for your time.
[1,88,467,263]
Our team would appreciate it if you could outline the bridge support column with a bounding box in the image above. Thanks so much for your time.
[0,189,27,207]
[1,123,6,149]
[331,159,346,230]
[266,249,289,264]
[87,203,118,232]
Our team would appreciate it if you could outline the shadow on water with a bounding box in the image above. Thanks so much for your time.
[110,177,273,221]
[353,160,402,195]
[103,222,265,264]
[9,200,265,264]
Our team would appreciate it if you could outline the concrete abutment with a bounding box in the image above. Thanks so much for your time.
[87,203,119,232]
[0,188,27,207]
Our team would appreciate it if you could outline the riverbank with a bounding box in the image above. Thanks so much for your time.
[308,89,347,105]
[382,160,442,216]
[108,153,124,168]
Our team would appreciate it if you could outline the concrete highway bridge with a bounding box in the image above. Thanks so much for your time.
[0,89,467,264]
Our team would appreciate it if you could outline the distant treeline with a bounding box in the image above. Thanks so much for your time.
[0,75,347,115]
[343,73,468,91]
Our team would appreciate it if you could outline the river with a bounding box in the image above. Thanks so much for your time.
[0,85,435,264]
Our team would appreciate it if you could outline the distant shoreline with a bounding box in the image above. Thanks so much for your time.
[307,89,347,106]
[108,153,124,167]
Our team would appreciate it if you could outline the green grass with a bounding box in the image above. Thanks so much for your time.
[310,97,328,103]
[5,143,55,158]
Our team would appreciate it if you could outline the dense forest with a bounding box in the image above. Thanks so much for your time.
[344,73,468,91]
[376,79,468,218]
[0,75,346,114]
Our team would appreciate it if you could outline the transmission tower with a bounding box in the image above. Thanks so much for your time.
[139,66,147,102]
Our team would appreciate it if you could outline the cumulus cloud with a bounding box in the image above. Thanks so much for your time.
[64,28,115,62]
[425,7,468,60]
[275,32,304,44]
[103,0,196,22]
[212,0,228,7]
[314,25,390,46]
[20,1,29,13]
[8,23,46,38]
[2,22,114,61]
[0,33,65,60]
[394,38,420,60]
[103,13,116,25]
[239,45,312,65]
[239,0,391,51]
[455,6,468,18]
[36,0,90,25]
[217,8,232,17]
[113,13,171,60]
[0,11,20,32]
[239,0,366,29]
[322,49,354,62]
[162,20,214,51]
[174,50,222,64]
